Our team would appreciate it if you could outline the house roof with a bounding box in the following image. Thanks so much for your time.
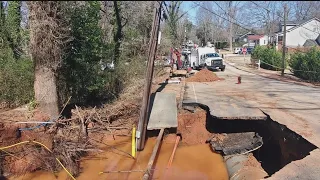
[234,31,254,38]
[248,35,264,40]
[273,17,320,35]
[280,20,301,26]
[286,17,320,32]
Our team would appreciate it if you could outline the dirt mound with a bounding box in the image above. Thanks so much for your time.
[186,69,224,82]
[177,108,213,145]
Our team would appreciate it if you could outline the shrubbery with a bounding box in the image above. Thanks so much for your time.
[252,46,284,71]
[0,47,34,107]
[290,47,320,82]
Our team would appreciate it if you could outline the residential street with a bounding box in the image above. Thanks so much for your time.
[183,62,320,179]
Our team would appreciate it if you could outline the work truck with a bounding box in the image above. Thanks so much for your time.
[190,46,225,71]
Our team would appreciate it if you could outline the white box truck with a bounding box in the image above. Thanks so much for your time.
[190,47,225,71]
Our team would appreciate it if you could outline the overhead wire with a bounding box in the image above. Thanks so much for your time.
[247,1,320,76]
[213,2,266,29]
[193,2,253,32]
[250,1,320,35]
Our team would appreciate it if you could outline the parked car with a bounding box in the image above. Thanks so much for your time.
[240,47,254,54]
[247,47,254,54]
[234,47,242,54]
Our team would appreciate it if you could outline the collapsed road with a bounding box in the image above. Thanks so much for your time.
[183,63,320,179]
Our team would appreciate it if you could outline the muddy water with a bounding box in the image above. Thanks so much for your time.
[11,136,228,180]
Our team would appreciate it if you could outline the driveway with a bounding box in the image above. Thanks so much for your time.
[183,63,320,179]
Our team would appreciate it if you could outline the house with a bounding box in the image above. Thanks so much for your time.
[247,35,269,46]
[234,31,255,43]
[270,17,320,50]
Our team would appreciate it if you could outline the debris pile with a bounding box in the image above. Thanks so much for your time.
[186,69,224,82]
[0,68,170,177]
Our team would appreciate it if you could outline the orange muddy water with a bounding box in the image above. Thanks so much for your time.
[11,135,228,180]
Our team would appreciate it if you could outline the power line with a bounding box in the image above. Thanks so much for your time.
[250,1,320,35]
[212,1,265,29]
[193,2,253,32]
[213,2,228,16]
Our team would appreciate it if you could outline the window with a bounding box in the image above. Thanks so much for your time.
[278,36,283,41]
[264,40,266,44]
[206,53,220,58]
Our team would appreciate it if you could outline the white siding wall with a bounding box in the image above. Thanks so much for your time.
[259,35,269,46]
[286,20,320,47]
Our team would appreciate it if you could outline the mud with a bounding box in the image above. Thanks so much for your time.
[11,135,228,180]
[186,69,224,82]
[177,108,214,145]
[0,108,55,176]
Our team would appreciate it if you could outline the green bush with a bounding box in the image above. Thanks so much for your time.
[252,46,284,71]
[290,47,320,82]
[0,47,34,107]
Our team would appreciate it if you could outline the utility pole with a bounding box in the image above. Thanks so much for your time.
[137,1,162,151]
[282,4,287,76]
[228,1,233,52]
[267,10,271,45]
[184,26,187,42]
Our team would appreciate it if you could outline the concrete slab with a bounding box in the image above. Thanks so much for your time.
[183,82,267,120]
[147,92,178,130]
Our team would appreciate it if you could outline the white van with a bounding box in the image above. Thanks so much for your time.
[234,47,242,54]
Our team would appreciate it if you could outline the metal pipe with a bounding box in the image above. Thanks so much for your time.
[224,154,268,180]
[143,128,165,180]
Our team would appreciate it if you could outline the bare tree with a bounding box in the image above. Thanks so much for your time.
[163,1,190,46]
[28,1,70,117]
[293,1,320,20]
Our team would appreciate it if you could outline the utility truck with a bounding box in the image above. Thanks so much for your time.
[190,46,225,71]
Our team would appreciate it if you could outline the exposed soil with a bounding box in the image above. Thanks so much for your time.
[186,69,224,82]
[177,108,214,145]
[244,153,263,169]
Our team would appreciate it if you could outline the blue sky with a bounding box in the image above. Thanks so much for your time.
[181,1,198,24]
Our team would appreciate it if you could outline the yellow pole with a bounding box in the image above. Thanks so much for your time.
[132,126,136,158]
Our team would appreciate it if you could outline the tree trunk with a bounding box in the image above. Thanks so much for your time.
[34,67,59,118]
[0,2,4,27]
[113,1,123,65]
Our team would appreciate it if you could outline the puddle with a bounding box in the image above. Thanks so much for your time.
[10,135,228,180]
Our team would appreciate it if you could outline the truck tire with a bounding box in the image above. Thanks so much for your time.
[221,67,225,72]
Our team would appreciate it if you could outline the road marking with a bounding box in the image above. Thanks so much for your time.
[192,82,198,103]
